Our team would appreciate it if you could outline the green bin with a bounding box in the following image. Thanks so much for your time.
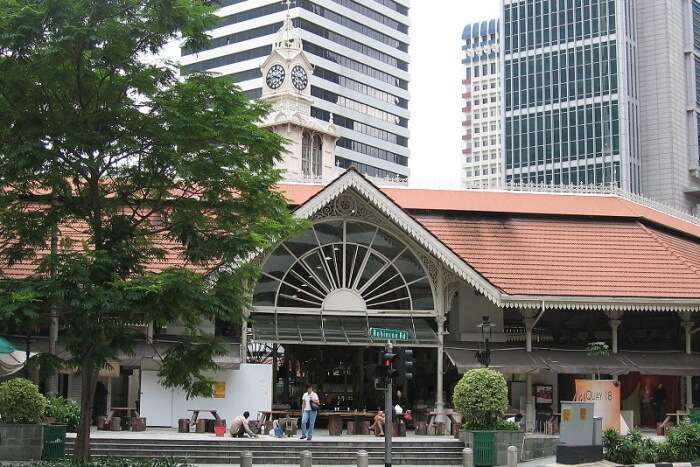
[42,425,67,460]
[472,431,496,467]
[691,408,700,424]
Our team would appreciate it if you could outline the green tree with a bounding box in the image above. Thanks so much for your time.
[452,368,509,430]
[0,0,299,460]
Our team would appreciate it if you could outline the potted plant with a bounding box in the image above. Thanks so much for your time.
[453,368,523,467]
[0,377,48,460]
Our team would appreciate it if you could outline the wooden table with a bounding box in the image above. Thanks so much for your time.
[258,409,378,435]
[666,411,689,425]
[188,409,222,426]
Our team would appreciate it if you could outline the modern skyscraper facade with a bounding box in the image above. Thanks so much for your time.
[502,0,641,193]
[179,0,410,181]
[635,0,700,213]
[462,19,502,189]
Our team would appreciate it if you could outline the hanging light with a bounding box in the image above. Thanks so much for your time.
[475,315,495,368]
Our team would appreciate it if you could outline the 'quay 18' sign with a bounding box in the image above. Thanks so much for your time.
[369,327,409,341]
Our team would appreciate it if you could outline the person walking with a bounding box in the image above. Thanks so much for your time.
[300,384,320,440]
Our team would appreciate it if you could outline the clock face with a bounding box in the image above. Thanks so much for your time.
[266,64,285,89]
[291,65,308,91]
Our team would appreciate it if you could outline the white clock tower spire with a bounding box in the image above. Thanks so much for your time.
[259,2,337,183]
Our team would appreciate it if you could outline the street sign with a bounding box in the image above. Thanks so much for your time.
[369,327,409,341]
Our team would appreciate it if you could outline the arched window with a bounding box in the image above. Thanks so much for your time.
[301,132,311,175]
[253,220,434,312]
[312,135,322,177]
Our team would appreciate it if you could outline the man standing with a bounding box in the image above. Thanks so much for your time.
[230,411,257,438]
[300,384,320,440]
[653,383,667,423]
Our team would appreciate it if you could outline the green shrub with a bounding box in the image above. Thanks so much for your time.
[0,378,47,424]
[452,368,508,430]
[603,429,660,464]
[45,396,81,432]
[664,422,700,462]
[603,424,700,464]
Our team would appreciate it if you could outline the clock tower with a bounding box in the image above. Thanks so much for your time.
[259,7,337,183]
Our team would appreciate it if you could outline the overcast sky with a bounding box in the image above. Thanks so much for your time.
[408,0,500,188]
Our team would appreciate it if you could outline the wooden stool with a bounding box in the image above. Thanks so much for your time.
[346,420,356,435]
[434,421,445,436]
[110,417,122,431]
[357,420,370,435]
[204,419,216,433]
[96,416,108,430]
[328,415,343,436]
[414,421,428,435]
[452,422,462,437]
[392,420,406,437]
[178,418,190,433]
[196,419,206,433]
[263,420,273,435]
[131,417,146,432]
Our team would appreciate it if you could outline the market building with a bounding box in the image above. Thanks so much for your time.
[3,169,700,431]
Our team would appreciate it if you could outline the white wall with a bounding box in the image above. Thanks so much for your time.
[140,363,272,427]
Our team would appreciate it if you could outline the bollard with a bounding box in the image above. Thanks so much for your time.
[300,449,313,467]
[240,451,253,467]
[462,447,474,467]
[356,449,369,467]
[507,445,518,467]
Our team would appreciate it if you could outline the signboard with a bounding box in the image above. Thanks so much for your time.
[575,379,621,431]
[369,327,409,341]
[535,384,554,405]
[212,382,226,399]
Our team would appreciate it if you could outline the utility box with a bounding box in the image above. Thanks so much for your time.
[559,401,595,446]
[556,401,603,465]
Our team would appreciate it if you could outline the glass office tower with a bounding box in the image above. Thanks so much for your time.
[502,0,640,192]
[180,0,410,181]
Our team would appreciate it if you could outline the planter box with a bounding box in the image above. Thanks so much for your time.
[463,430,525,466]
[0,424,44,461]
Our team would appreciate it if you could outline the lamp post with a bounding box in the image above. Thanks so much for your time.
[475,316,495,367]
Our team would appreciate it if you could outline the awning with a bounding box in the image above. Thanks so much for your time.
[536,349,632,376]
[445,347,541,374]
[250,314,439,347]
[123,342,241,371]
[445,346,633,375]
[620,352,700,376]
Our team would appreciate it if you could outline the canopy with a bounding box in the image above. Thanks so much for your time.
[620,352,700,376]
[0,337,15,354]
[445,347,541,374]
[446,346,634,375]
[250,314,439,347]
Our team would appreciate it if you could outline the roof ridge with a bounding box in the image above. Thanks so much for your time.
[638,223,700,280]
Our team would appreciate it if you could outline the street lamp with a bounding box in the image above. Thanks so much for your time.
[475,316,495,367]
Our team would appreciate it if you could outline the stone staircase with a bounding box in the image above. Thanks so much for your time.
[66,437,465,465]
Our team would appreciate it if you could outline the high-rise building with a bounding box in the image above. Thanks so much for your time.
[501,0,641,193]
[462,19,502,189]
[179,0,411,182]
[636,0,700,213]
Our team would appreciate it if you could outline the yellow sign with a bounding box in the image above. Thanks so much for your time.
[212,382,226,399]
[562,408,571,422]
[580,407,588,420]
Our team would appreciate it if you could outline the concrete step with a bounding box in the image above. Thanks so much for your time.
[65,437,465,465]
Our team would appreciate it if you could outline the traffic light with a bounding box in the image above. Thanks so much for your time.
[382,350,400,378]
[402,349,414,381]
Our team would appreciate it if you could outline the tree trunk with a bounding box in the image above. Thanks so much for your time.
[74,361,99,462]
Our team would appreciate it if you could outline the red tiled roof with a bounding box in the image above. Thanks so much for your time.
[278,184,700,241]
[1,214,208,280]
[414,215,700,298]
[278,182,700,299]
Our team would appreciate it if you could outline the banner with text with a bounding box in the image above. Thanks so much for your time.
[574,379,621,431]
